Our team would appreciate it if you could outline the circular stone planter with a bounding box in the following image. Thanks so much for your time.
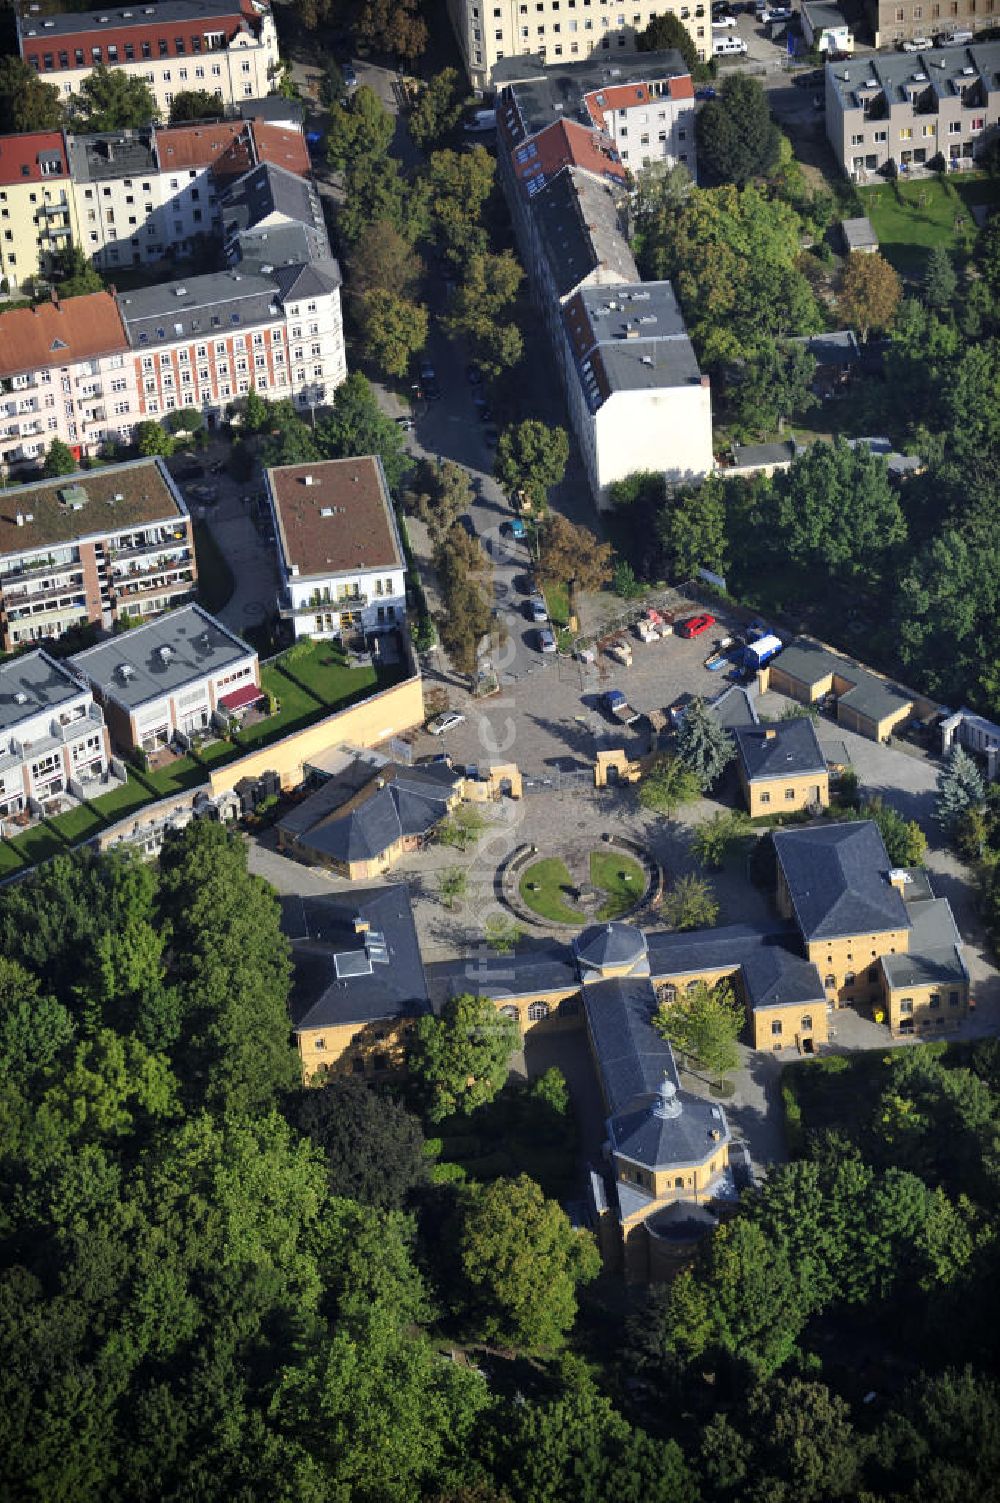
[508,845,656,929]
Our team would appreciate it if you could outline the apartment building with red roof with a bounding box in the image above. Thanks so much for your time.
[0,131,78,294]
[17,0,279,117]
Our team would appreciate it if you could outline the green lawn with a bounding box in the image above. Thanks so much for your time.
[89,778,156,823]
[193,737,239,771]
[541,580,571,628]
[238,662,323,747]
[8,824,67,866]
[860,174,999,277]
[46,804,106,845]
[590,850,646,919]
[0,841,27,877]
[519,857,583,925]
[142,755,210,798]
[277,641,379,708]
[193,519,236,615]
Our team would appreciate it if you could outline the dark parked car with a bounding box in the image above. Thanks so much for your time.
[173,461,205,480]
[794,67,825,87]
[695,85,717,100]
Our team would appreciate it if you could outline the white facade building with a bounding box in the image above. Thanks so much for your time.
[71,604,259,751]
[265,458,407,642]
[562,283,714,507]
[18,0,279,118]
[0,649,110,823]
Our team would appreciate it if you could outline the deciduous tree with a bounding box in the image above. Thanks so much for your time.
[656,474,728,581]
[135,420,175,457]
[348,218,423,298]
[69,64,159,130]
[839,250,902,340]
[863,796,927,867]
[458,1175,600,1351]
[730,341,817,435]
[318,372,412,491]
[168,90,224,123]
[660,873,721,933]
[0,57,63,134]
[410,992,518,1121]
[638,755,701,816]
[51,245,104,298]
[356,0,429,61]
[538,513,613,594]
[774,437,905,579]
[655,976,740,1079]
[361,288,429,378]
[293,1076,428,1210]
[326,85,395,176]
[410,69,469,150]
[494,420,568,514]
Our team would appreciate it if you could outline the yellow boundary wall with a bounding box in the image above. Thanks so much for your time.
[208,670,425,797]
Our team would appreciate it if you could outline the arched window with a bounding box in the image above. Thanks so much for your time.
[499,1004,519,1021]
[800,1015,813,1031]
[686,980,700,995]
[558,996,579,1016]
[824,974,836,988]
[661,984,677,1004]
[527,1001,550,1022]
[674,1176,684,1189]
[845,970,856,986]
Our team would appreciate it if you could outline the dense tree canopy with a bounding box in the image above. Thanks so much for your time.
[411,992,518,1122]
[0,56,63,134]
[696,75,781,187]
[68,63,159,130]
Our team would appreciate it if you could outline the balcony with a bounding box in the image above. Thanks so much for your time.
[4,578,86,613]
[278,590,368,620]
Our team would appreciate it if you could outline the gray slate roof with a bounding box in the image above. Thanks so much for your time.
[286,885,430,1028]
[425,947,579,1010]
[222,160,326,240]
[531,166,637,300]
[574,920,649,975]
[647,920,824,1011]
[70,603,254,710]
[118,268,285,349]
[237,97,306,125]
[842,216,878,250]
[733,717,827,783]
[582,975,731,1171]
[773,821,910,942]
[570,281,703,408]
[277,760,460,865]
[20,0,253,38]
[730,440,796,471]
[772,637,912,726]
[881,895,967,989]
[709,683,759,730]
[740,945,826,1011]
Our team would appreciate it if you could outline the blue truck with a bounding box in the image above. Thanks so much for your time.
[603,689,643,727]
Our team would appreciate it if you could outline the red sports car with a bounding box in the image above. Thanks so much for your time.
[676,613,716,639]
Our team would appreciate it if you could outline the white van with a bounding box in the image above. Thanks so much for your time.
[714,32,749,52]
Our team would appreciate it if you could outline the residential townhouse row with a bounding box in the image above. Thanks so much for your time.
[825,39,1000,178]
[17,0,279,117]
[0,110,307,293]
[448,0,713,90]
[496,53,714,508]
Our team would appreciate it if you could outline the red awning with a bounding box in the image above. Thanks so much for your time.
[220,682,263,713]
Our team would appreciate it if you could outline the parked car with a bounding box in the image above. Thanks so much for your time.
[695,85,718,99]
[395,415,414,431]
[938,26,972,41]
[187,483,219,502]
[466,363,483,385]
[675,613,716,638]
[418,358,436,382]
[714,33,749,52]
[423,380,442,402]
[483,425,499,447]
[342,62,358,88]
[477,404,494,423]
[537,627,557,653]
[712,12,738,25]
[504,517,527,540]
[173,460,205,480]
[428,710,465,736]
[527,595,548,622]
[901,34,932,48]
[794,67,825,86]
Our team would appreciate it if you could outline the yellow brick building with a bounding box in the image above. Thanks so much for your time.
[0,132,79,295]
[287,820,969,1280]
[732,718,830,818]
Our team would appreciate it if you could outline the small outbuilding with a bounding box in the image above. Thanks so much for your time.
[841,215,879,254]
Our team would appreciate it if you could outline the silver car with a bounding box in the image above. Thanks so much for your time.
[427,710,465,736]
[537,627,557,653]
[528,595,548,623]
